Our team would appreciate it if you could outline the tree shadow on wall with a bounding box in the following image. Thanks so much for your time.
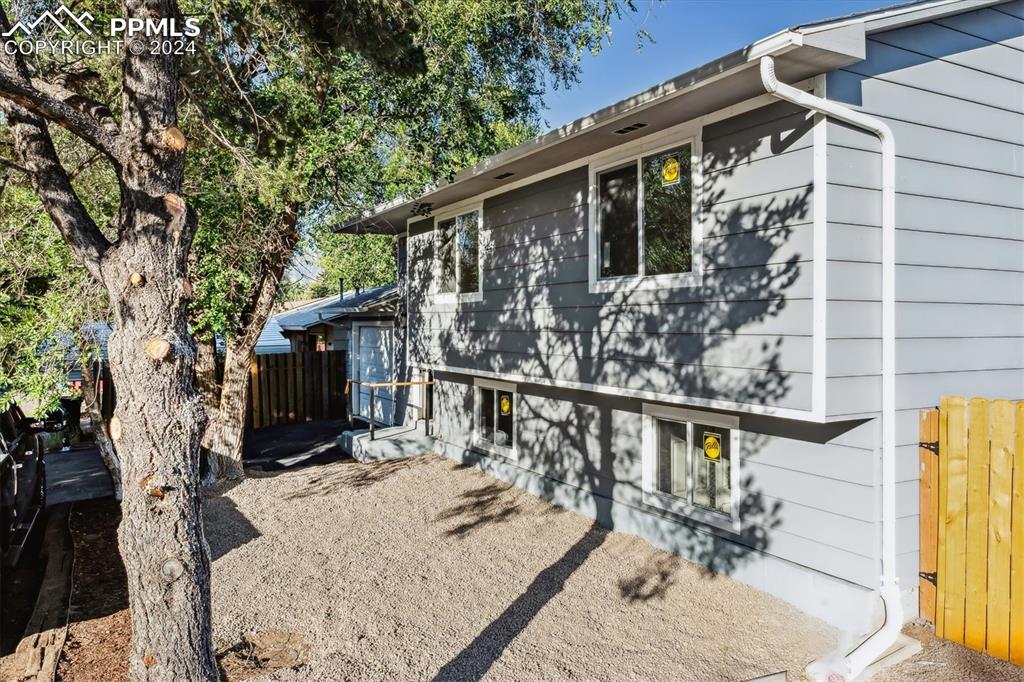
[417,102,814,680]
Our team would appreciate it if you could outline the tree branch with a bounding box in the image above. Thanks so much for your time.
[32,78,120,132]
[0,70,123,162]
[0,7,122,163]
[0,156,29,174]
[234,205,300,348]
[0,99,111,279]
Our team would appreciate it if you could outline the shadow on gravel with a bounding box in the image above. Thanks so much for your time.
[432,521,608,682]
[281,456,432,500]
[203,496,261,562]
[434,481,523,538]
[617,554,681,603]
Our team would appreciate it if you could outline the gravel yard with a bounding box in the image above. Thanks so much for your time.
[206,452,839,681]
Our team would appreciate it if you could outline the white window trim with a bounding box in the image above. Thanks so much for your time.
[641,403,741,533]
[472,377,517,459]
[433,203,484,304]
[588,124,704,294]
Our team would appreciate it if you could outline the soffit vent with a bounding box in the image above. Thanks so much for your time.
[494,171,515,180]
[612,122,648,135]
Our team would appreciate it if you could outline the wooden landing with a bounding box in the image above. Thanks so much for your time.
[46,445,114,505]
[1,506,73,682]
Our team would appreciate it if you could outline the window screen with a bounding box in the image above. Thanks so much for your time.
[598,163,639,278]
[477,386,514,452]
[642,144,692,276]
[652,417,732,517]
[495,390,514,448]
[692,423,731,515]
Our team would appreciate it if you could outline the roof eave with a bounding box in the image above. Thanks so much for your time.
[332,10,881,235]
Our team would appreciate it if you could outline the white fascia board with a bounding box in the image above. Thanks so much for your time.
[336,32,809,233]
[798,0,1008,35]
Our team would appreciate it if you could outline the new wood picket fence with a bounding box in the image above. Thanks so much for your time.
[920,396,1024,665]
[249,351,347,429]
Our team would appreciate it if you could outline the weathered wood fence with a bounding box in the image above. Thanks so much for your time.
[920,396,1024,665]
[249,351,347,429]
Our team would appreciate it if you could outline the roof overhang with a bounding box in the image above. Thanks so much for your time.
[282,292,399,330]
[334,22,868,234]
[333,0,1007,236]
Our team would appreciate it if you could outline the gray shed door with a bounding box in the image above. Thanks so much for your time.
[355,323,395,426]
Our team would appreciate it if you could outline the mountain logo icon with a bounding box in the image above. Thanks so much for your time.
[3,5,94,37]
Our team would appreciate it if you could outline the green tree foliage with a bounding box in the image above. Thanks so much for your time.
[307,233,396,297]
[3,0,639,403]
[0,124,116,410]
[304,0,637,295]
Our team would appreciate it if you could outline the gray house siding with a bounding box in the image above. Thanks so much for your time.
[359,0,1024,636]
[410,101,819,413]
[430,373,879,628]
[403,101,906,628]
[824,2,1024,602]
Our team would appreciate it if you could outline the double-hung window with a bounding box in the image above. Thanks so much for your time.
[589,135,701,292]
[641,404,740,532]
[474,379,516,458]
[435,205,483,302]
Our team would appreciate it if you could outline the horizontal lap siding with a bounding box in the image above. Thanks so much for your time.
[422,330,814,372]
[825,4,1024,593]
[825,7,1024,419]
[433,374,880,587]
[410,100,817,411]
[414,103,897,588]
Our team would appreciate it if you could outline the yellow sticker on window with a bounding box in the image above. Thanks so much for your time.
[661,156,680,187]
[500,395,511,416]
[703,432,721,462]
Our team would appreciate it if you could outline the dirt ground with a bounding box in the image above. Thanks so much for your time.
[56,498,130,682]
[205,453,838,681]
[874,623,1024,681]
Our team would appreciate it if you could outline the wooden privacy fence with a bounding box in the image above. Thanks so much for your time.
[920,396,1024,665]
[249,351,347,429]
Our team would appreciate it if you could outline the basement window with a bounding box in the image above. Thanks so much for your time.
[589,135,702,292]
[435,205,483,302]
[641,404,740,532]
[474,378,516,459]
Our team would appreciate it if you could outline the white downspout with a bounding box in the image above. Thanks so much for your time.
[760,55,901,681]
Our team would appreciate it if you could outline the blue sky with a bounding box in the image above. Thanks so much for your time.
[541,0,895,130]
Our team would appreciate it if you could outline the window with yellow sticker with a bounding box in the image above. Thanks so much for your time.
[593,141,694,283]
[643,404,739,528]
[475,379,516,458]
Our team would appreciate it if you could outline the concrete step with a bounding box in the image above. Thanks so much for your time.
[338,422,436,463]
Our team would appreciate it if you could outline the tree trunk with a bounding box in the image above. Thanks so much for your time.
[201,207,299,484]
[104,267,217,681]
[1,0,220,676]
[195,337,231,483]
[81,360,123,500]
[195,336,219,412]
[201,344,250,481]
[104,0,218,671]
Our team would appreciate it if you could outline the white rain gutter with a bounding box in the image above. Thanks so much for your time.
[760,55,901,681]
